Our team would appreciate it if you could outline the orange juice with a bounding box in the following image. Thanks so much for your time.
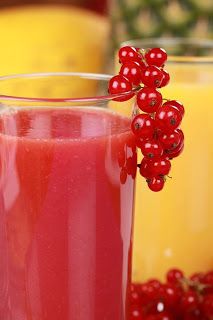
[116,38,213,281]
[133,58,213,281]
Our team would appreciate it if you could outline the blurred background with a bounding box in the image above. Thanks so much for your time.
[0,0,213,76]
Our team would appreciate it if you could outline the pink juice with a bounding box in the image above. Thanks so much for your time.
[0,107,136,320]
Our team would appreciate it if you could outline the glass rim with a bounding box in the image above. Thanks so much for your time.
[0,72,138,103]
[122,37,213,63]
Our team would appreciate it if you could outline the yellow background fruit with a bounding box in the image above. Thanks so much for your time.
[0,5,109,97]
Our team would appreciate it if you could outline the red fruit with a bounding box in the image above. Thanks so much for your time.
[204,271,213,286]
[163,129,184,158]
[159,69,170,88]
[145,313,173,320]
[108,75,134,101]
[190,272,205,283]
[155,104,182,132]
[166,268,184,285]
[120,61,143,86]
[130,307,143,320]
[131,283,142,293]
[139,157,152,178]
[147,279,163,290]
[140,282,160,302]
[167,142,184,159]
[159,129,182,150]
[138,59,147,69]
[161,284,181,308]
[119,46,142,64]
[137,87,163,113]
[145,48,168,67]
[164,100,185,118]
[126,157,134,174]
[136,136,147,149]
[141,65,164,88]
[126,155,137,179]
[181,290,199,313]
[120,167,127,184]
[147,176,165,192]
[203,271,213,294]
[130,290,141,306]
[118,148,126,168]
[148,158,171,176]
[183,310,202,320]
[131,114,155,139]
[157,312,174,320]
[140,139,163,159]
[202,294,213,318]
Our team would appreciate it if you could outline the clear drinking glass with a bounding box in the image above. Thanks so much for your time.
[0,72,137,320]
[121,38,213,281]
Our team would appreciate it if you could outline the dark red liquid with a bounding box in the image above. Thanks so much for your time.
[0,107,136,320]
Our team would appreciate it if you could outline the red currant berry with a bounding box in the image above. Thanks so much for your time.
[161,284,181,308]
[155,104,182,132]
[118,148,126,168]
[120,61,143,86]
[138,60,147,69]
[148,158,171,176]
[164,100,185,118]
[157,313,174,320]
[145,48,168,67]
[159,129,182,150]
[136,136,147,149]
[167,142,184,159]
[203,271,213,294]
[182,310,202,320]
[119,46,142,64]
[126,157,133,175]
[145,313,173,320]
[131,283,141,293]
[140,282,160,302]
[166,268,184,285]
[108,75,133,101]
[137,87,162,113]
[130,307,143,320]
[139,157,152,178]
[147,279,162,290]
[130,290,141,306]
[126,156,137,179]
[147,176,165,192]
[159,69,170,88]
[190,272,205,283]
[120,167,127,184]
[144,316,158,320]
[141,65,164,88]
[202,294,213,318]
[204,271,213,286]
[140,139,163,159]
[181,290,199,313]
[176,128,184,141]
[131,114,155,139]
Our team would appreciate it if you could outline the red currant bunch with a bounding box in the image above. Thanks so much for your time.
[108,46,185,192]
[130,268,213,320]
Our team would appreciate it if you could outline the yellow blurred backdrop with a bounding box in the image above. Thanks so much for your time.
[0,4,109,76]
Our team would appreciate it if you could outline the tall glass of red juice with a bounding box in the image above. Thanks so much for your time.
[0,73,137,320]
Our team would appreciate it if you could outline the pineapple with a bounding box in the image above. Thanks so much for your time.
[110,0,213,48]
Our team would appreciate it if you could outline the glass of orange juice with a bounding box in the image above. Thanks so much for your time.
[119,38,213,282]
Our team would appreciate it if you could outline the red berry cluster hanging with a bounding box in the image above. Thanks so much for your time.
[108,46,185,192]
[130,268,213,320]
